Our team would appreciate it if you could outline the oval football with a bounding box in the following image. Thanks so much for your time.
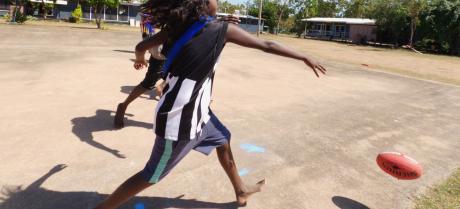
[376,152,422,180]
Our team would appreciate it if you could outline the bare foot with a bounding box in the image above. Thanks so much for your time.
[114,103,127,129]
[237,179,265,206]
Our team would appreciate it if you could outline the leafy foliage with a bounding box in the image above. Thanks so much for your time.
[70,4,82,23]
[87,0,119,28]
[417,0,460,54]
[218,0,245,14]
[7,7,28,23]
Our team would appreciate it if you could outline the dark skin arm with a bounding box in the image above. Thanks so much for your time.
[225,24,326,77]
[218,14,241,25]
[134,30,168,69]
[133,17,241,70]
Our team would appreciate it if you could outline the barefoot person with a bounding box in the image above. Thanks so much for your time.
[114,12,165,129]
[95,0,326,208]
[114,12,240,129]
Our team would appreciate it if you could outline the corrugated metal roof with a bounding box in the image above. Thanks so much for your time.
[301,17,376,25]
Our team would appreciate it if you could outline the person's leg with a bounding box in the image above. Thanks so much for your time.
[216,143,265,206]
[95,136,201,209]
[114,84,149,128]
[194,113,265,206]
[94,171,152,209]
[122,85,149,105]
[114,57,162,128]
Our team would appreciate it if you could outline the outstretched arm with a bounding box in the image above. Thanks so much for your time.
[225,24,326,77]
[134,30,168,70]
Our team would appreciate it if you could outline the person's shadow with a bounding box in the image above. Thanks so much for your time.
[0,164,239,209]
[332,196,370,209]
[71,109,153,159]
[120,86,160,101]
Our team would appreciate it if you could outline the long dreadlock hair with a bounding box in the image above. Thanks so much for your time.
[141,0,210,41]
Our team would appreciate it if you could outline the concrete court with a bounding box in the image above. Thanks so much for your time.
[0,24,459,209]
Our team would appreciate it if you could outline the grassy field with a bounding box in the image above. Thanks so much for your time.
[414,169,460,209]
[262,34,460,86]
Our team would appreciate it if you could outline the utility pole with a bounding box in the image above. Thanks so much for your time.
[257,0,263,37]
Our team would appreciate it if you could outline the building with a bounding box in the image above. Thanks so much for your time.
[302,17,377,44]
[0,0,11,16]
[0,0,142,24]
[54,0,141,24]
[217,12,264,33]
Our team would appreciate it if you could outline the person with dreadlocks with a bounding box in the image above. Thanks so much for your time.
[114,10,239,129]
[95,0,326,208]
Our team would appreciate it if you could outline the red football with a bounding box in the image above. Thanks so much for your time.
[376,152,422,180]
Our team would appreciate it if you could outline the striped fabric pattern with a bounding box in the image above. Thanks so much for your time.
[149,140,173,183]
[154,22,228,141]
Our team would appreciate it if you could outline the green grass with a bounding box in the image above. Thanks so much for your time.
[414,168,460,209]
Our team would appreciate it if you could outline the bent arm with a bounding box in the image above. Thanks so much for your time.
[135,30,168,52]
[134,30,168,68]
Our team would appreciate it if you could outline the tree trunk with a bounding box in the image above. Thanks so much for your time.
[276,10,283,35]
[257,0,263,37]
[94,6,101,29]
[409,18,415,48]
[276,0,287,35]
[41,1,47,20]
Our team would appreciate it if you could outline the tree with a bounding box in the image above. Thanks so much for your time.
[275,0,292,34]
[290,0,317,36]
[368,0,411,46]
[87,0,118,29]
[248,0,279,33]
[344,0,371,18]
[417,0,460,54]
[317,0,339,17]
[218,0,245,14]
[405,0,427,47]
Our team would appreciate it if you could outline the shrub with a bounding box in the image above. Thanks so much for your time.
[70,4,82,23]
[68,16,77,23]
[4,13,11,21]
[8,8,28,23]
[15,11,27,23]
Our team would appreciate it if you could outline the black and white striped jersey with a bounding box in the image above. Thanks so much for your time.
[154,21,228,141]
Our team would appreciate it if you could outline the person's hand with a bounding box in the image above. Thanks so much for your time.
[219,15,240,25]
[303,56,326,77]
[134,50,148,70]
[134,59,148,70]
[154,79,166,98]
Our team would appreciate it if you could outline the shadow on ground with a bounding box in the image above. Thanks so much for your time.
[0,165,238,209]
[71,109,153,159]
[120,86,159,101]
[113,49,135,54]
[332,196,370,209]
[70,27,99,30]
